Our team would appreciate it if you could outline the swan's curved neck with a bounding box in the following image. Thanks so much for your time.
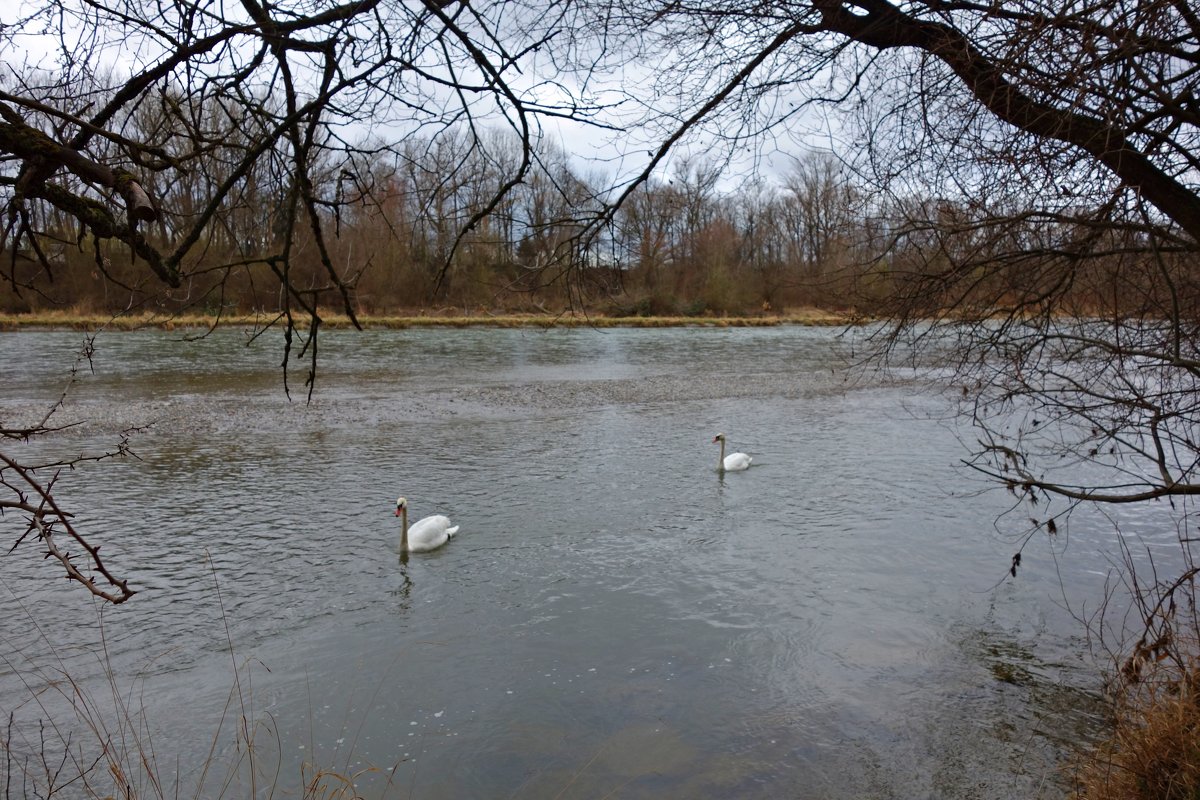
[717,438,726,471]
[400,506,408,552]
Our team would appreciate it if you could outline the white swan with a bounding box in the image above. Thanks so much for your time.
[713,433,752,472]
[395,497,459,553]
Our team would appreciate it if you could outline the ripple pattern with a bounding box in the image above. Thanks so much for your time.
[0,326,1164,798]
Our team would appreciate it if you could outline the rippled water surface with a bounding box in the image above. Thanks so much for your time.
[0,325,1165,798]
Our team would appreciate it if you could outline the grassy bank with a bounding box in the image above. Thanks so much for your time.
[0,306,859,331]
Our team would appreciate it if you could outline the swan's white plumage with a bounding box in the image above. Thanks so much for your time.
[396,498,459,553]
[713,433,752,472]
[405,514,459,552]
[722,451,752,471]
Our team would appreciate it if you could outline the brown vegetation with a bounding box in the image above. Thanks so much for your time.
[1069,558,1200,799]
[1073,673,1200,800]
[0,306,852,331]
[0,144,885,320]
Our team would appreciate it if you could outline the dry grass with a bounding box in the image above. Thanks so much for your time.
[1068,548,1200,800]
[1072,670,1200,799]
[0,306,858,331]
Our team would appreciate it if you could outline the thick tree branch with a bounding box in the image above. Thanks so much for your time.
[0,109,158,224]
[811,0,1200,244]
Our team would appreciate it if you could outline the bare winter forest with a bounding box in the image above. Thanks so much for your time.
[3,128,1186,323]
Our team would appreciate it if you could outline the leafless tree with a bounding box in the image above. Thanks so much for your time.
[779,151,865,303]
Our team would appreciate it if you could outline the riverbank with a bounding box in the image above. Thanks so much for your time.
[0,306,860,331]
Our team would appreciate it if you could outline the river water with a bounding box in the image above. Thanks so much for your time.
[0,324,1168,798]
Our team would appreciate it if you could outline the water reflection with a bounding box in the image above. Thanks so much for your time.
[393,564,413,608]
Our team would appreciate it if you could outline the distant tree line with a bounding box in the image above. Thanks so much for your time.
[4,99,1173,320]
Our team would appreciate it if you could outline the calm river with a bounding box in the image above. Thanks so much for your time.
[0,324,1166,798]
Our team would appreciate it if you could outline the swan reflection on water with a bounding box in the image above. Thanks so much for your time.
[391,565,413,608]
